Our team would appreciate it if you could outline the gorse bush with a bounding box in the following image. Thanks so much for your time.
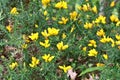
[0,0,120,80]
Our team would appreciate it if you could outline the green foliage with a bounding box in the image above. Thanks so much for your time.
[79,66,104,76]
[0,0,120,80]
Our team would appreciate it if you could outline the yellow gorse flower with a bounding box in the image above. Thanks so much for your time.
[57,41,68,51]
[84,22,93,29]
[35,24,38,28]
[100,36,115,47]
[103,54,108,60]
[44,10,48,16]
[40,39,50,48]
[96,63,104,67]
[59,65,72,73]
[100,36,111,43]
[6,25,12,32]
[95,15,106,24]
[47,27,59,36]
[82,3,90,12]
[9,62,18,70]
[62,33,66,39]
[41,27,59,39]
[42,54,54,62]
[70,25,75,33]
[88,49,98,57]
[41,30,49,39]
[28,32,39,41]
[110,38,115,47]
[115,34,120,40]
[116,21,120,26]
[82,47,87,51]
[69,11,78,20]
[110,15,119,22]
[29,57,39,68]
[82,4,88,12]
[55,1,67,9]
[96,29,105,37]
[42,0,51,6]
[21,44,27,49]
[58,17,68,25]
[88,40,97,47]
[116,41,120,45]
[110,1,115,7]
[10,7,18,15]
[92,6,97,14]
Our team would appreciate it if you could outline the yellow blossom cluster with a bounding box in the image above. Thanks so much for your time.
[81,3,91,12]
[110,14,120,26]
[59,65,72,73]
[96,29,105,37]
[84,22,93,29]
[110,1,115,7]
[41,27,59,39]
[10,7,19,15]
[28,32,39,41]
[57,41,68,51]
[96,63,104,67]
[92,6,98,14]
[9,62,18,70]
[95,15,106,24]
[100,36,115,47]
[29,57,39,68]
[88,40,97,47]
[42,54,54,62]
[78,3,97,14]
[58,17,68,25]
[103,54,108,60]
[62,33,66,39]
[110,14,119,22]
[88,48,98,57]
[115,34,120,48]
[6,25,12,32]
[40,39,50,48]
[55,1,67,9]
[69,11,78,20]
[42,0,51,6]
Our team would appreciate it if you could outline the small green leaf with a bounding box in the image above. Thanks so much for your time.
[0,65,3,72]
[79,67,104,76]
